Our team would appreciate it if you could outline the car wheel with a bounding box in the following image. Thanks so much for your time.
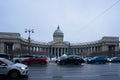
[8,70,20,78]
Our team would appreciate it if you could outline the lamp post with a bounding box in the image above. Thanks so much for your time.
[25,29,34,55]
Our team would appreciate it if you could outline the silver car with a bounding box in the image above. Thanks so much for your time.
[0,58,29,78]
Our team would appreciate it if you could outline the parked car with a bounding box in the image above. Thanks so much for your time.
[0,53,13,61]
[58,55,84,65]
[51,57,58,62]
[84,57,92,63]
[22,55,48,65]
[0,58,29,78]
[13,55,33,63]
[87,56,109,64]
[110,57,120,63]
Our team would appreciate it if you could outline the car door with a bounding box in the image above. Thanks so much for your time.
[67,56,74,64]
[0,61,8,74]
[32,56,38,63]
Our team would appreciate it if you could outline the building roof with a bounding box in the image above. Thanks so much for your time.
[0,32,20,39]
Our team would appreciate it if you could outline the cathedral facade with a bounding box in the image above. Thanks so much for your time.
[0,27,119,57]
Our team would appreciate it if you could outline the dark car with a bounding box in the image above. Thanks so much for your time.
[87,56,109,64]
[58,55,84,65]
[22,55,48,65]
[0,53,13,61]
[110,57,120,63]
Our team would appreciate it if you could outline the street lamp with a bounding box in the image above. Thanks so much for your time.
[25,29,34,55]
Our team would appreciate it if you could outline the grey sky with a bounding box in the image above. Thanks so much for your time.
[0,0,120,43]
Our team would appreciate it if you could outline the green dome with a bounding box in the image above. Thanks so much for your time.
[53,26,63,37]
[54,26,63,34]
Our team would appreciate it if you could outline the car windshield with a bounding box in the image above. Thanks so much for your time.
[2,58,14,65]
[92,56,107,60]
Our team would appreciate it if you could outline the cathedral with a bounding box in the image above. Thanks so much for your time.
[0,26,119,57]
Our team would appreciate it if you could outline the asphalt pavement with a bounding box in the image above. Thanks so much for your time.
[1,62,120,80]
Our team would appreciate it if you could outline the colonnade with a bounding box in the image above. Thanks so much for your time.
[0,41,119,57]
[0,37,119,57]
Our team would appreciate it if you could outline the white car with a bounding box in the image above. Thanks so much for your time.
[0,58,29,78]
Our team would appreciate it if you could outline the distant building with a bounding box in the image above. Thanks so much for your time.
[0,26,119,57]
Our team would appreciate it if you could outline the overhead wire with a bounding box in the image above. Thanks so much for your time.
[80,0,120,31]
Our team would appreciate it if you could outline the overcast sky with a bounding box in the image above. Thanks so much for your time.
[0,0,120,43]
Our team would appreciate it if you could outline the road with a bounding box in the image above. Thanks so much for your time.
[1,62,120,80]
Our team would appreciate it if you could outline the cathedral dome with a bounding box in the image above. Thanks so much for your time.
[53,26,63,37]
[53,26,64,41]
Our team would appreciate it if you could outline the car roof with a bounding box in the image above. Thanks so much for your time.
[0,58,6,61]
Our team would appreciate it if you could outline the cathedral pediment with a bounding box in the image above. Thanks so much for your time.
[51,41,68,47]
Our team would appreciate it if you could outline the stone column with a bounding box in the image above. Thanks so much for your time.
[115,45,119,51]
[58,48,59,57]
[35,47,36,53]
[38,47,39,53]
[47,47,50,57]
[0,43,5,53]
[87,48,90,55]
[50,48,52,56]
[13,43,21,54]
[54,48,56,57]
[56,48,59,57]
[13,43,21,50]
[95,47,97,53]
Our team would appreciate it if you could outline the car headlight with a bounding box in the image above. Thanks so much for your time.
[17,66,26,70]
[21,67,26,70]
